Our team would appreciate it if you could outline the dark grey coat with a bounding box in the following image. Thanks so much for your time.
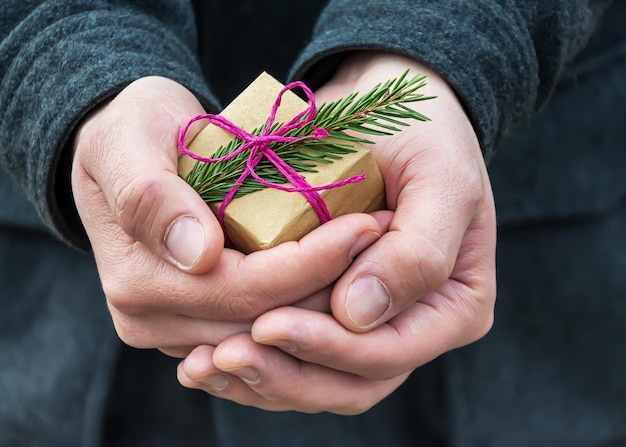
[1,1,625,446]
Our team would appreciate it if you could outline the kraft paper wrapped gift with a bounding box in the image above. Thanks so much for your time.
[178,72,385,254]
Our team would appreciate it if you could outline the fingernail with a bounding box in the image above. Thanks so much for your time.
[346,276,390,328]
[349,231,379,260]
[203,374,229,391]
[231,367,260,385]
[165,216,204,269]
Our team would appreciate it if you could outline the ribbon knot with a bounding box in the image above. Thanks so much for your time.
[178,80,365,233]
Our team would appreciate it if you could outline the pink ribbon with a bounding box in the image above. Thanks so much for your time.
[178,81,365,230]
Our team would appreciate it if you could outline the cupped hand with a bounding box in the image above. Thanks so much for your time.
[317,52,497,339]
[71,76,384,357]
[178,52,496,413]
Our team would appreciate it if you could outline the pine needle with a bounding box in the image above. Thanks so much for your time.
[184,70,434,203]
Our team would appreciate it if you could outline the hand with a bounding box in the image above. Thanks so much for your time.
[71,76,385,357]
[177,52,496,413]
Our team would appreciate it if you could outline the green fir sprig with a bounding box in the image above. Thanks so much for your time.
[184,70,434,203]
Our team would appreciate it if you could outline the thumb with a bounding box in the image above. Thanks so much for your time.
[72,76,223,273]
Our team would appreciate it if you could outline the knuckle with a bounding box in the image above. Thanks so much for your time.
[447,153,485,212]
[459,291,496,346]
[110,312,153,348]
[74,114,111,164]
[409,238,451,291]
[100,270,139,314]
[100,264,156,320]
[100,274,129,312]
[105,290,144,319]
[469,280,497,342]
[464,166,485,208]
[206,290,258,322]
[219,280,276,321]
[471,307,495,343]
[227,297,258,321]
[113,174,164,240]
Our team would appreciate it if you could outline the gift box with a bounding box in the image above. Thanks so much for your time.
[178,72,386,254]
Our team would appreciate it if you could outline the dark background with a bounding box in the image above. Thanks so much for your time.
[193,0,327,104]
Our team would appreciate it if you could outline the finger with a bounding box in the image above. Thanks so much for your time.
[108,276,328,352]
[109,310,252,351]
[252,271,494,382]
[72,76,223,273]
[103,212,383,326]
[285,209,394,314]
[130,284,331,355]
[367,209,394,239]
[252,306,412,380]
[207,333,407,415]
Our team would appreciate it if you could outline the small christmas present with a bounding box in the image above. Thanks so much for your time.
[178,71,430,253]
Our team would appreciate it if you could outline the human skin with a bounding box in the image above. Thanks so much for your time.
[73,50,496,415]
[72,76,386,359]
[177,52,497,414]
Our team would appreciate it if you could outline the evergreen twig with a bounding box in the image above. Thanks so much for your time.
[184,70,434,203]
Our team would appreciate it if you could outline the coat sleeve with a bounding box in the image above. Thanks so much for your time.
[291,0,612,160]
[0,0,217,249]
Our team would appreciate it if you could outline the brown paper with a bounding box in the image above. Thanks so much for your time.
[178,72,385,253]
